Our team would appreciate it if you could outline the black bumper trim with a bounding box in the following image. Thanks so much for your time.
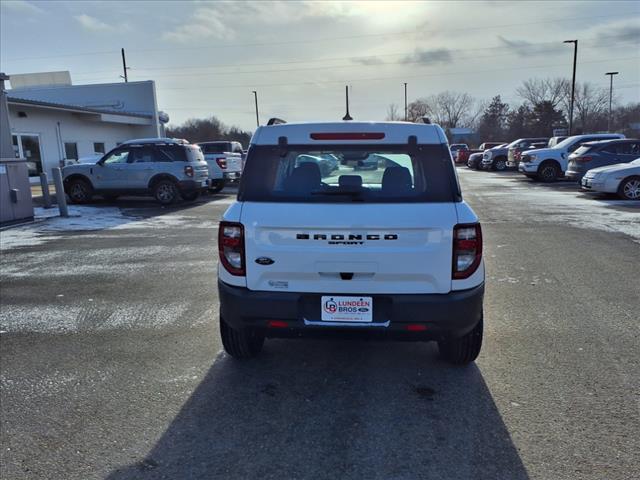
[218,280,484,340]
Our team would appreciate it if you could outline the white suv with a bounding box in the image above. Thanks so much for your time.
[518,133,625,182]
[217,120,485,365]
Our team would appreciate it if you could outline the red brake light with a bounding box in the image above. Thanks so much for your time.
[184,165,194,177]
[452,223,482,280]
[575,156,593,163]
[310,132,385,140]
[216,157,227,169]
[406,324,427,331]
[268,320,288,328]
[218,221,245,276]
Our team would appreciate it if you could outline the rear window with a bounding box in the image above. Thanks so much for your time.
[199,143,231,154]
[239,144,458,203]
[157,145,188,162]
[573,145,593,156]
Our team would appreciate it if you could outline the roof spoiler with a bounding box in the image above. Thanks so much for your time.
[267,117,286,126]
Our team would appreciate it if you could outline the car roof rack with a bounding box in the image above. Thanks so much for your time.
[418,116,431,124]
[267,117,287,126]
[122,137,189,146]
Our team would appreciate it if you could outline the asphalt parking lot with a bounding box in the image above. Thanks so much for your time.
[1,171,639,480]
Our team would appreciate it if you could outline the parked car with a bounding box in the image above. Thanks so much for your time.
[197,141,244,193]
[581,158,640,200]
[218,120,484,364]
[506,137,550,169]
[456,142,504,165]
[468,143,508,170]
[296,153,340,176]
[63,138,209,205]
[518,133,626,182]
[450,143,468,157]
[566,139,640,182]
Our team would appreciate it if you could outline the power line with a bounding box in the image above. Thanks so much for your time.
[2,11,638,62]
[152,56,640,91]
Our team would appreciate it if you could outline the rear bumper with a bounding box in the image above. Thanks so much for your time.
[178,179,209,192]
[565,169,584,182]
[218,280,484,340]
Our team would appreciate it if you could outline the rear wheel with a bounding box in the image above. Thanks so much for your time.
[66,178,93,204]
[438,316,483,365]
[538,162,559,182]
[618,176,640,200]
[153,180,178,205]
[220,316,264,359]
[208,179,226,194]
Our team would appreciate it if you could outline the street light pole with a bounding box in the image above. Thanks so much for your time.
[605,72,619,132]
[404,82,408,121]
[564,40,578,135]
[252,91,259,127]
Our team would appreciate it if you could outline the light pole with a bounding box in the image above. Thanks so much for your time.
[252,91,259,127]
[564,40,578,135]
[404,82,407,121]
[605,72,619,132]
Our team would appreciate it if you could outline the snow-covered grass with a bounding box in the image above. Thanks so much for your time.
[0,205,218,250]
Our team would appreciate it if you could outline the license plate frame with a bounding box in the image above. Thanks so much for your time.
[321,296,373,323]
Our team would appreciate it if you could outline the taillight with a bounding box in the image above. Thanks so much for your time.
[452,223,482,279]
[184,165,194,177]
[216,157,227,169]
[514,150,522,160]
[575,156,593,163]
[218,221,245,276]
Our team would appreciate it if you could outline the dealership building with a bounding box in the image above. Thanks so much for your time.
[6,71,168,180]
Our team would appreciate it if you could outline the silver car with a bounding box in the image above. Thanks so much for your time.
[63,138,209,205]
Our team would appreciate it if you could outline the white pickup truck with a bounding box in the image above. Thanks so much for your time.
[197,141,244,193]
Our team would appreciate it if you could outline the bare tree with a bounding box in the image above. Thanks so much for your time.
[516,78,569,109]
[407,99,430,122]
[385,103,402,121]
[572,82,610,133]
[427,91,477,128]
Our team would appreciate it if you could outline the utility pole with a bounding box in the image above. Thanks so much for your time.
[342,85,353,121]
[605,71,619,132]
[121,48,129,82]
[563,40,578,135]
[252,91,259,127]
[404,82,408,121]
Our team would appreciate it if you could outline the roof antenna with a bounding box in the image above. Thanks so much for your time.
[342,85,353,121]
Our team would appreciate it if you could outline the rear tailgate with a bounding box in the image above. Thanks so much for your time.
[241,203,456,294]
[224,153,243,173]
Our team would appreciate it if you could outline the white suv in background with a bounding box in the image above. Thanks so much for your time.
[217,120,485,365]
[518,133,625,182]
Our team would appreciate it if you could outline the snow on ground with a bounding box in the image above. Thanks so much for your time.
[459,169,640,243]
[0,205,219,250]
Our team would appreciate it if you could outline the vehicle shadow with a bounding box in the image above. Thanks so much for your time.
[106,340,529,480]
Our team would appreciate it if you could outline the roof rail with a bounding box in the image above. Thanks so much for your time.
[419,116,431,124]
[267,117,286,126]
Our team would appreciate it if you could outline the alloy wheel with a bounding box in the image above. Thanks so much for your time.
[623,179,640,199]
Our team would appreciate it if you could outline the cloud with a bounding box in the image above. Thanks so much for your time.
[1,0,44,15]
[74,13,113,32]
[595,23,640,45]
[351,56,386,66]
[399,48,453,65]
[497,36,565,57]
[163,7,236,43]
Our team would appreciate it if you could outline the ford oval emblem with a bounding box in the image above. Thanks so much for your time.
[255,257,275,266]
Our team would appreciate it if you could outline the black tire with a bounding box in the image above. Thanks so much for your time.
[493,157,507,171]
[180,190,200,202]
[153,179,178,205]
[66,178,93,204]
[220,316,264,359]
[438,316,483,365]
[103,194,119,202]
[538,161,559,183]
[208,180,226,194]
[617,176,640,200]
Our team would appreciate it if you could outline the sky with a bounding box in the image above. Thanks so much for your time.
[1,0,639,132]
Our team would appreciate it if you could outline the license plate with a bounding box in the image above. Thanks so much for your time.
[321,296,373,322]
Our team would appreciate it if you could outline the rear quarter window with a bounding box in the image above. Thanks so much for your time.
[239,144,459,203]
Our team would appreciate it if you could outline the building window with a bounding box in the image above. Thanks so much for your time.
[93,142,105,154]
[64,142,78,160]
